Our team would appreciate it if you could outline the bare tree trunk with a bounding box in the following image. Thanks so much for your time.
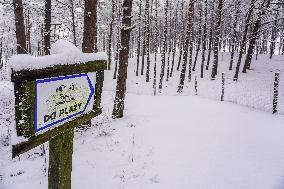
[170,4,178,77]
[200,0,208,78]
[44,0,51,55]
[94,0,98,53]
[205,0,215,70]
[141,8,147,76]
[233,0,256,81]
[112,0,133,118]
[176,0,184,71]
[13,0,27,54]
[113,27,120,79]
[153,0,158,96]
[145,0,151,82]
[69,0,77,46]
[269,11,278,59]
[0,40,3,68]
[25,8,31,54]
[211,0,223,80]
[82,0,97,53]
[158,0,169,92]
[177,0,195,93]
[242,0,271,73]
[108,0,116,70]
[136,0,142,76]
[166,3,173,81]
[192,4,202,72]
[229,1,240,71]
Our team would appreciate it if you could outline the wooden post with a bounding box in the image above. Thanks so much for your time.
[48,128,74,189]
[195,76,197,95]
[221,72,225,101]
[273,73,279,114]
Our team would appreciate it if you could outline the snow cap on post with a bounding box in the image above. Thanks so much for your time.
[8,40,107,71]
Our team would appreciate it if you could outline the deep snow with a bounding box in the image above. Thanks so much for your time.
[2,90,284,189]
[1,45,284,188]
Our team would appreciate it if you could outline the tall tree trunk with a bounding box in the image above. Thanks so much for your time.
[200,0,208,78]
[176,0,185,71]
[108,0,116,70]
[211,0,223,80]
[269,11,278,59]
[82,0,97,53]
[94,0,98,53]
[205,0,215,70]
[112,0,133,118]
[136,0,142,76]
[69,0,77,46]
[170,4,178,77]
[44,0,51,55]
[233,0,256,81]
[177,0,195,93]
[141,8,147,76]
[229,1,240,71]
[242,0,271,73]
[113,27,121,79]
[145,0,151,82]
[153,0,158,96]
[13,0,27,54]
[158,0,169,92]
[192,3,202,72]
[166,2,173,81]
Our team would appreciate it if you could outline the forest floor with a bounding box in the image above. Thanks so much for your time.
[1,52,284,188]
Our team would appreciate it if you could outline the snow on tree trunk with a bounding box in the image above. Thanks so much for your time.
[108,0,116,70]
[229,1,240,71]
[177,0,195,93]
[200,0,208,78]
[158,0,169,92]
[112,0,133,118]
[242,0,271,73]
[233,0,256,81]
[211,0,223,80]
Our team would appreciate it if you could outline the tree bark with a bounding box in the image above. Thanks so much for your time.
[200,0,208,78]
[44,0,51,55]
[177,0,195,93]
[108,0,116,70]
[192,4,202,72]
[69,0,77,46]
[229,1,240,71]
[233,0,256,81]
[82,0,97,53]
[242,0,271,73]
[145,0,151,82]
[112,0,133,118]
[13,0,27,54]
[158,0,169,92]
[136,0,142,76]
[211,0,223,80]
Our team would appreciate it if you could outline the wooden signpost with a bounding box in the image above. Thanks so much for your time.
[11,59,107,189]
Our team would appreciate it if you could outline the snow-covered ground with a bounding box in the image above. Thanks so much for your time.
[1,49,284,188]
[2,91,284,189]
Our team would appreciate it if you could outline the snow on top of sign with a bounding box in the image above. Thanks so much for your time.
[8,40,107,71]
